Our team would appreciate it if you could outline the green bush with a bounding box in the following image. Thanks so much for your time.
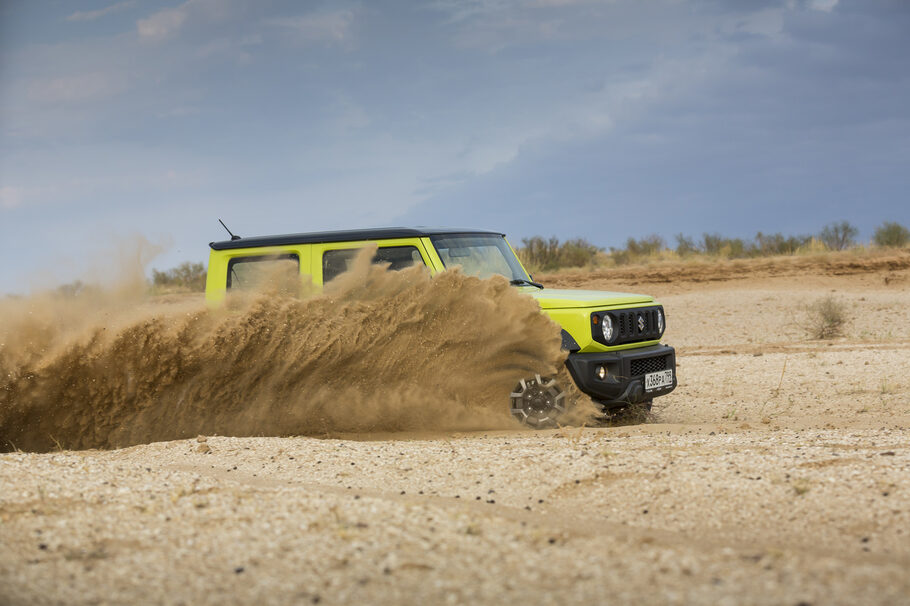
[152,261,207,292]
[872,221,910,248]
[819,221,858,251]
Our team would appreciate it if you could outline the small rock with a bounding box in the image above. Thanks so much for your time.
[196,443,212,454]
[196,435,207,443]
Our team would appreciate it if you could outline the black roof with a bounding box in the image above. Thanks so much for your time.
[209,227,505,250]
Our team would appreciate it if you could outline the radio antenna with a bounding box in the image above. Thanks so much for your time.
[218,218,241,241]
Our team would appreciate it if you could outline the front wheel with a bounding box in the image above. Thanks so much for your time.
[510,374,567,428]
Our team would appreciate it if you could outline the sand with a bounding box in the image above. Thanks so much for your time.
[1,253,909,605]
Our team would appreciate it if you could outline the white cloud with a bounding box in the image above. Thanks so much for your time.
[429,0,515,22]
[265,9,357,44]
[810,0,838,12]
[137,4,189,41]
[136,0,248,41]
[66,1,135,22]
[0,187,24,210]
[730,8,785,38]
[430,0,608,25]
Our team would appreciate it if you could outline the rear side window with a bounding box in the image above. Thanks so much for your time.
[322,246,425,282]
[227,254,300,291]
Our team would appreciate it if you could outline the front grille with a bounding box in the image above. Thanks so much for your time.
[593,306,664,346]
[630,355,668,377]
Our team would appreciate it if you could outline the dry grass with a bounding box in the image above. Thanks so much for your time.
[804,296,849,340]
[601,402,654,426]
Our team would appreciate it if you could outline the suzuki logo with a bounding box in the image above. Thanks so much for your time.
[637,315,645,332]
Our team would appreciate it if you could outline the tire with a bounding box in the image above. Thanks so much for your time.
[510,374,567,428]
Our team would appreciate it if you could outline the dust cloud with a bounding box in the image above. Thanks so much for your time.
[1,251,584,452]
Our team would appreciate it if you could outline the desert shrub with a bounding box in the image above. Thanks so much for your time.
[819,221,858,251]
[675,234,699,257]
[625,234,665,256]
[152,261,207,292]
[872,221,910,248]
[518,236,601,271]
[701,233,747,258]
[519,236,558,270]
[796,237,830,255]
[753,232,812,256]
[804,296,848,340]
[611,235,665,265]
[560,238,604,267]
[701,233,725,255]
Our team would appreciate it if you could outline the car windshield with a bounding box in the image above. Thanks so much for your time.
[429,234,529,282]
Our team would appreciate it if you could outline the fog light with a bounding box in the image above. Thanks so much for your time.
[596,365,607,380]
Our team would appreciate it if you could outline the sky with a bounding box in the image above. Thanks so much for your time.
[1,0,909,292]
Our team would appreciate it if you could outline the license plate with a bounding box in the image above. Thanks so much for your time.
[644,369,673,391]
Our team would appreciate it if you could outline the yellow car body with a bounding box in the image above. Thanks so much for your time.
[205,228,676,422]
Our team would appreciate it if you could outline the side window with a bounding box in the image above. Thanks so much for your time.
[375,246,424,270]
[227,254,300,291]
[322,249,358,283]
[322,246,425,282]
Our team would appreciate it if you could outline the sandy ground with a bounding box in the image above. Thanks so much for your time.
[2,254,909,605]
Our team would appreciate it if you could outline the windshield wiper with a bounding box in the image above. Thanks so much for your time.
[510,278,544,289]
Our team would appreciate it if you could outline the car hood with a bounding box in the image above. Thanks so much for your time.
[525,288,654,310]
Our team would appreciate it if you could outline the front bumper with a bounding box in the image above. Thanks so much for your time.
[564,344,677,409]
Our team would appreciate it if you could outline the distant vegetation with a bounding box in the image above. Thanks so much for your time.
[34,219,910,297]
[819,221,858,251]
[873,221,910,248]
[519,236,603,271]
[151,261,207,292]
[42,262,208,298]
[516,220,910,272]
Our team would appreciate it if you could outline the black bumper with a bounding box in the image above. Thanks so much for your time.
[564,344,677,409]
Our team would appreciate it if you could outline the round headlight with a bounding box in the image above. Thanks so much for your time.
[657,309,665,334]
[601,314,614,342]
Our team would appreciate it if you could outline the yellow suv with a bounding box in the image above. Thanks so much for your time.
[205,227,676,427]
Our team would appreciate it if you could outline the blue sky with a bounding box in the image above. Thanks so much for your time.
[1,0,908,291]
